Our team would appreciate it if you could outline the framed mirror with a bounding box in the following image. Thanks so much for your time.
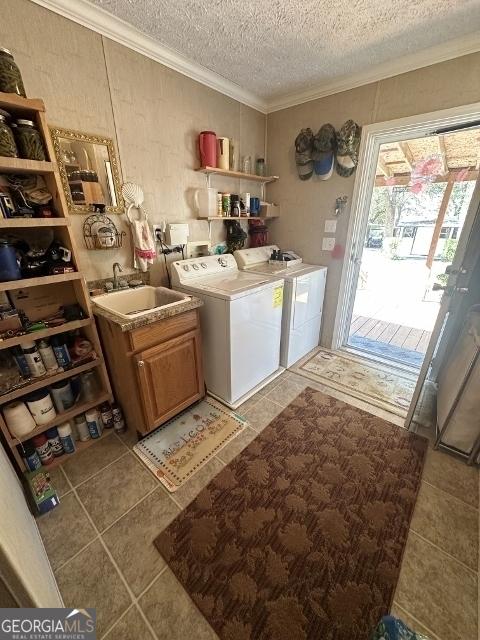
[50,127,124,214]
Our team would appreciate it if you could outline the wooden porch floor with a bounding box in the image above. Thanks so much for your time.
[350,315,432,354]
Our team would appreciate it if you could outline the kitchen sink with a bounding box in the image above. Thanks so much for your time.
[93,285,191,319]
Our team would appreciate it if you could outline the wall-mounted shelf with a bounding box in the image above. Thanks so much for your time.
[196,166,279,200]
[0,93,45,114]
[196,215,279,239]
[196,166,279,183]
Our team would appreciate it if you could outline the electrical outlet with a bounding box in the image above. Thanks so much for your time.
[322,237,335,251]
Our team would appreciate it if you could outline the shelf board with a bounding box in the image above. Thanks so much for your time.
[0,157,57,175]
[10,391,111,446]
[0,92,45,113]
[196,166,279,183]
[197,216,279,221]
[0,218,69,228]
[0,356,101,404]
[0,272,82,292]
[45,428,114,470]
[0,317,91,351]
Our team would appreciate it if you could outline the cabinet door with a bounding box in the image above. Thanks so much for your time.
[134,329,204,431]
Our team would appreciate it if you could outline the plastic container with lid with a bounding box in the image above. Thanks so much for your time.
[3,401,35,438]
[14,119,46,161]
[22,441,42,471]
[0,48,26,97]
[74,414,91,442]
[85,408,103,439]
[21,342,46,378]
[25,388,56,425]
[50,379,74,412]
[32,434,53,465]
[57,422,75,454]
[37,339,58,372]
[0,112,18,158]
[0,239,21,282]
[45,427,64,457]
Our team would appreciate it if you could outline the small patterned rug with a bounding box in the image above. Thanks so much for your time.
[155,387,427,640]
[133,398,247,492]
[293,347,416,417]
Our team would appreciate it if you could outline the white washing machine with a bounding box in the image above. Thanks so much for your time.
[234,245,327,368]
[170,254,284,409]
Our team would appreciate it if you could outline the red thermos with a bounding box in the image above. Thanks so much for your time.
[199,131,217,168]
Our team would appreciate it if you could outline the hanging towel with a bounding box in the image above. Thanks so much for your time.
[132,219,156,272]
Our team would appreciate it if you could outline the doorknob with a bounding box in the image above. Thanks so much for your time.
[138,360,144,367]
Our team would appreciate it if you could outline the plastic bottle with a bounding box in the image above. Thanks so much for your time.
[74,414,90,442]
[45,427,64,457]
[112,404,126,434]
[37,339,58,372]
[21,342,46,378]
[32,433,53,465]
[85,408,103,439]
[22,441,42,471]
[10,345,31,378]
[50,335,71,368]
[57,422,75,453]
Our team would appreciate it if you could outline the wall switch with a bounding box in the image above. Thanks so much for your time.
[324,219,337,233]
[322,237,335,251]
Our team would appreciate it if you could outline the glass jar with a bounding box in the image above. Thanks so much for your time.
[0,48,26,97]
[14,119,46,160]
[80,370,100,402]
[256,157,266,176]
[0,113,18,158]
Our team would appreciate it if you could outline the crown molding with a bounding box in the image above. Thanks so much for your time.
[30,0,268,113]
[30,0,480,115]
[266,32,480,112]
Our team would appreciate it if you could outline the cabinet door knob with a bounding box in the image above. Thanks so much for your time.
[138,360,144,367]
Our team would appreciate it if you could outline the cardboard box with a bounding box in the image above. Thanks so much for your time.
[259,203,280,218]
[9,282,76,321]
[25,468,60,514]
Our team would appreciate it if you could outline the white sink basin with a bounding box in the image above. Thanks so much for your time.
[93,286,191,319]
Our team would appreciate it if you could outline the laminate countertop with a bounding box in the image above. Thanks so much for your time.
[92,295,203,332]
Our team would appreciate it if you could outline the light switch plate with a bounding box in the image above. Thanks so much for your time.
[324,219,337,233]
[322,237,335,251]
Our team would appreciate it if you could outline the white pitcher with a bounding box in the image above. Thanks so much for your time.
[194,187,218,218]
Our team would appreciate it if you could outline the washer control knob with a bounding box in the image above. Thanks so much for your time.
[182,265,190,271]
[192,263,200,270]
[200,263,207,269]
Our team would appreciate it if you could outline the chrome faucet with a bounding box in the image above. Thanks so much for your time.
[112,262,123,290]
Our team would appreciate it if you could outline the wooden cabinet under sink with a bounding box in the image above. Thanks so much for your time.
[96,309,205,436]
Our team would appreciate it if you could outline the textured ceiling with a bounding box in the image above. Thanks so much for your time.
[91,0,480,100]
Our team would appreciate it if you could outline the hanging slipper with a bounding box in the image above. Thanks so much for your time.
[295,128,314,181]
[336,120,361,177]
[312,124,337,180]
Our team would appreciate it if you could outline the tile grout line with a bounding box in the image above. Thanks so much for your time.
[69,480,161,640]
[408,528,478,575]
[55,444,161,640]
[392,601,442,640]
[420,478,479,512]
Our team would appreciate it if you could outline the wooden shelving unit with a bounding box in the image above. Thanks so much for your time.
[0,91,113,472]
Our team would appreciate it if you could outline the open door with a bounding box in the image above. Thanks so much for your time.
[0,443,63,607]
[406,177,480,429]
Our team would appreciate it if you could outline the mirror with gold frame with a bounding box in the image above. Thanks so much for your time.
[50,127,124,214]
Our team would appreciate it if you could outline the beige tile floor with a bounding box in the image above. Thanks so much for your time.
[37,370,479,640]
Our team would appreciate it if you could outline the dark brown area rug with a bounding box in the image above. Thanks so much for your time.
[155,388,428,640]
